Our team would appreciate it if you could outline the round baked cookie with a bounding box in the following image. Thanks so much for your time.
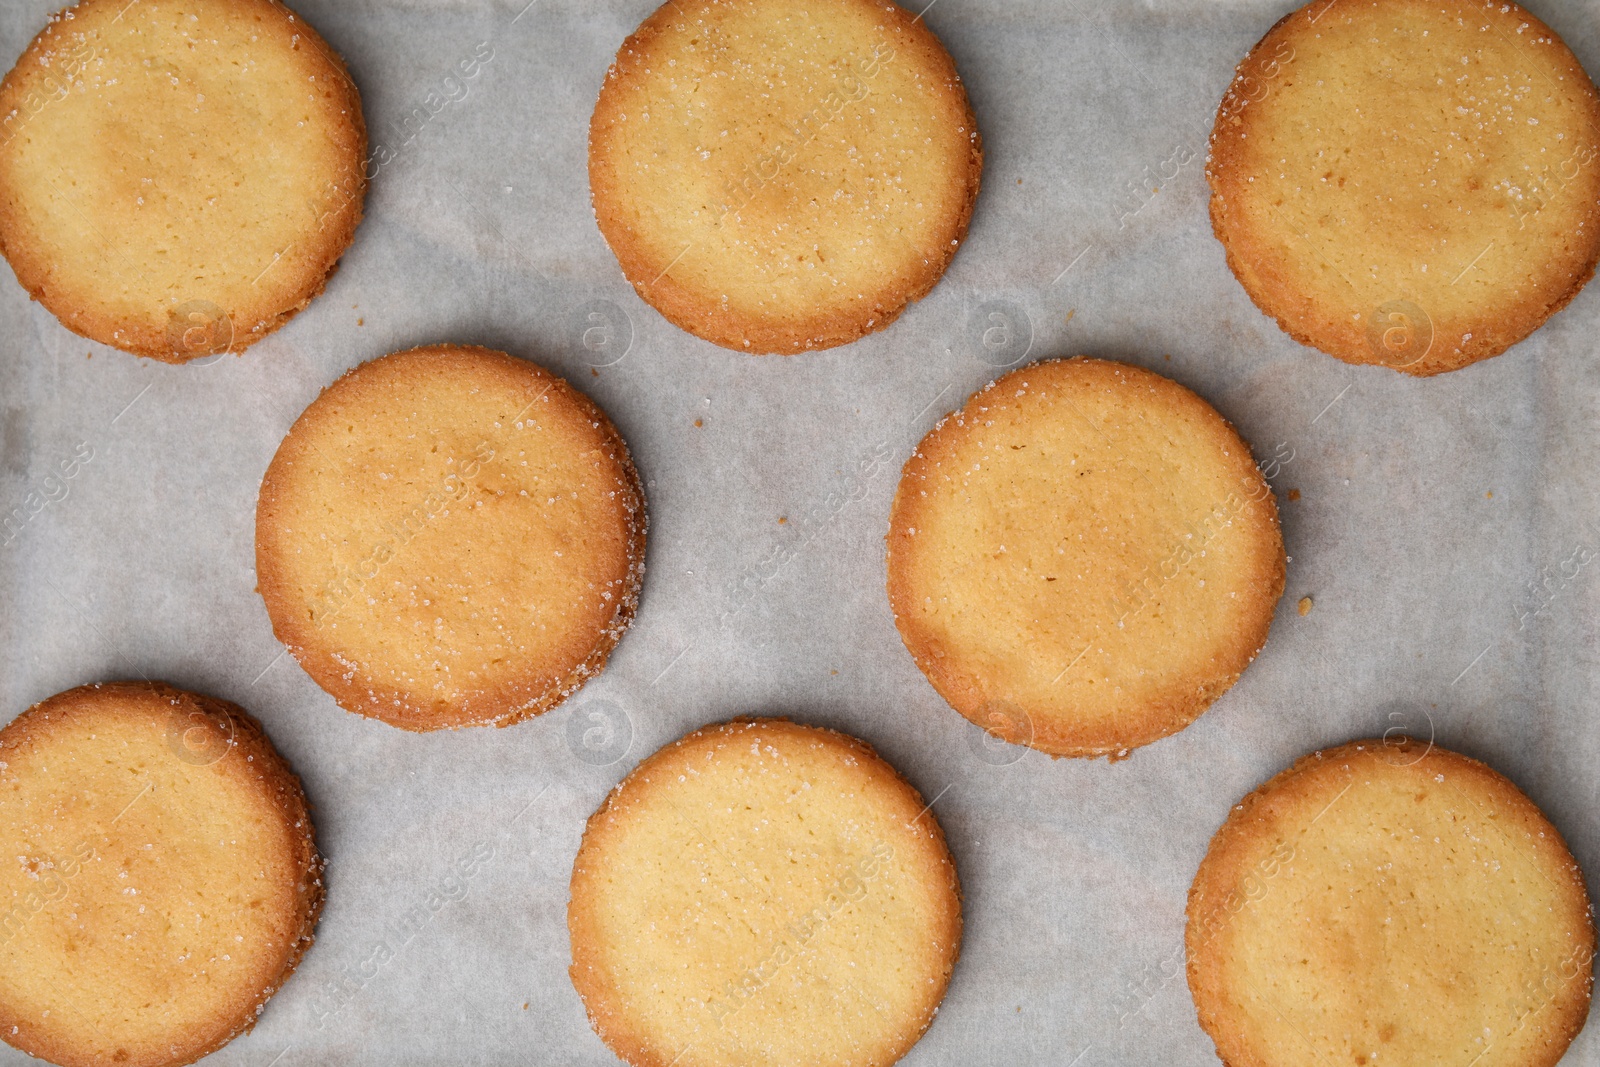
[568,718,961,1067]
[588,0,982,353]
[1188,738,1595,1067]
[255,344,646,731]
[1209,0,1600,376]
[886,357,1285,759]
[0,681,322,1067]
[0,0,366,362]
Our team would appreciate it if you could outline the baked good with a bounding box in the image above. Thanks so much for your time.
[255,344,646,731]
[886,357,1285,759]
[0,0,366,362]
[0,681,322,1067]
[1188,737,1595,1067]
[588,0,982,353]
[568,718,961,1067]
[1208,0,1600,375]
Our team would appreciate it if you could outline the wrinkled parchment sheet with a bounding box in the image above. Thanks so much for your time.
[3,0,1600,1063]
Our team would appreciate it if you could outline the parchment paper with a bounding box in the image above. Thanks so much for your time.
[3,0,1600,1063]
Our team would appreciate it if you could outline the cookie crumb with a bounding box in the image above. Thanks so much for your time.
[1298,596,1313,616]
[1287,488,1301,501]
